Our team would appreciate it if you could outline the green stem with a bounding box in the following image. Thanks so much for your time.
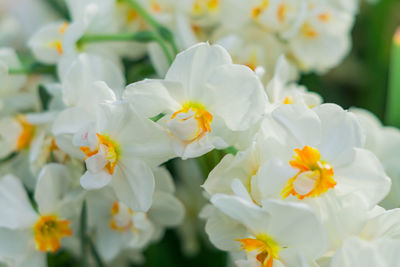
[123,0,178,56]
[8,64,55,75]
[385,27,400,128]
[80,201,88,267]
[79,32,173,64]
[88,237,106,267]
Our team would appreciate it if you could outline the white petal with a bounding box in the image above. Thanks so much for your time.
[260,199,328,259]
[85,152,108,174]
[208,64,267,131]
[111,159,155,212]
[335,148,391,208]
[148,192,184,227]
[211,194,271,234]
[80,170,112,190]
[0,228,31,257]
[0,175,37,229]
[52,107,94,136]
[272,104,321,147]
[123,79,182,118]
[34,163,73,215]
[165,43,232,100]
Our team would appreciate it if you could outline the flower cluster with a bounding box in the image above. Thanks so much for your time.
[1,1,399,267]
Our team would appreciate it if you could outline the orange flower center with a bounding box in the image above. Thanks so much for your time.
[237,234,280,267]
[168,102,213,142]
[192,0,219,15]
[80,133,120,175]
[251,0,269,19]
[109,202,135,232]
[281,146,336,199]
[16,115,35,150]
[33,215,72,253]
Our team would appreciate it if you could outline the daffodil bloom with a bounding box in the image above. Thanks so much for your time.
[124,43,267,159]
[207,190,328,266]
[74,101,173,212]
[266,55,322,107]
[86,167,184,262]
[52,53,124,158]
[28,21,70,64]
[0,164,82,267]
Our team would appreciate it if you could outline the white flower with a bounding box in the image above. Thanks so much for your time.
[28,21,70,64]
[86,167,184,262]
[266,55,322,107]
[207,190,328,266]
[124,42,268,159]
[52,53,124,158]
[0,164,82,267]
[74,101,173,212]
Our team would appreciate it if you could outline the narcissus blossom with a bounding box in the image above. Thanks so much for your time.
[207,189,328,266]
[0,164,82,267]
[124,42,268,159]
[74,101,173,212]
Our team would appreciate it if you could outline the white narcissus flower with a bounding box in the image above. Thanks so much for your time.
[0,164,82,267]
[86,167,184,262]
[208,190,328,266]
[74,101,173,212]
[124,43,268,159]
[266,55,322,108]
[351,108,400,209]
[288,2,354,72]
[28,21,70,64]
[52,53,124,158]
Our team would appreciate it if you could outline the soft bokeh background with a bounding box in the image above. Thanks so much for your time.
[1,0,399,266]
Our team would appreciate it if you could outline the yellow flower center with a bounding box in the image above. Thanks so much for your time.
[168,101,213,142]
[80,133,120,175]
[281,146,336,199]
[301,22,318,39]
[237,234,280,267]
[192,0,219,15]
[109,202,136,232]
[16,115,35,150]
[251,0,269,19]
[277,3,288,23]
[394,28,400,45]
[282,96,293,104]
[33,215,72,253]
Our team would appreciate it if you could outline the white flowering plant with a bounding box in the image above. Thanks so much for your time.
[0,0,399,267]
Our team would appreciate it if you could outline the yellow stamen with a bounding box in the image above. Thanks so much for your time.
[58,22,69,34]
[251,0,269,18]
[33,215,72,253]
[127,9,139,22]
[318,12,331,22]
[283,96,293,104]
[109,202,135,232]
[301,23,318,39]
[16,115,35,150]
[277,4,287,23]
[80,133,120,175]
[151,2,162,13]
[237,234,280,267]
[281,146,336,199]
[192,0,219,15]
[48,40,63,54]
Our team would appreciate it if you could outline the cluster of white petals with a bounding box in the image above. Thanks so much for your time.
[1,0,399,267]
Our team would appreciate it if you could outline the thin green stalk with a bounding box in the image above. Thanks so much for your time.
[123,0,178,55]
[80,201,88,267]
[385,27,400,128]
[88,237,106,267]
[8,64,55,75]
[78,31,173,64]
